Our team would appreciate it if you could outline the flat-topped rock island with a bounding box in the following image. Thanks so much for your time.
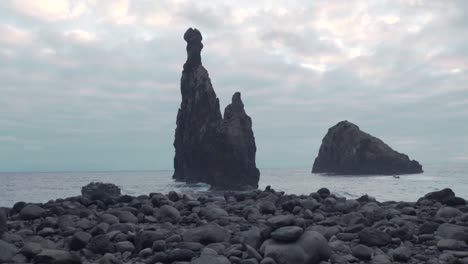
[313,121,423,175]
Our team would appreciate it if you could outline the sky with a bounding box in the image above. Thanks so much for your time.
[0,0,467,172]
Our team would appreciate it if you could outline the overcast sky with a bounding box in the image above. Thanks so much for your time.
[0,0,467,172]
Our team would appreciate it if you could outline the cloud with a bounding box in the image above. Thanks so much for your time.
[64,29,97,43]
[96,0,136,24]
[0,136,17,142]
[0,0,467,172]
[10,0,88,21]
[0,24,31,45]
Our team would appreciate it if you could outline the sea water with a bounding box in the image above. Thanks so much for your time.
[0,163,466,207]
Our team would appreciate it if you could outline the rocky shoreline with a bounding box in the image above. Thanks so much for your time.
[1,183,468,264]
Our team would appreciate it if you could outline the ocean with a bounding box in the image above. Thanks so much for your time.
[1,163,467,207]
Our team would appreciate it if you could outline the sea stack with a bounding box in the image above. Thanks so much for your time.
[173,28,259,189]
[312,121,423,175]
[216,92,260,188]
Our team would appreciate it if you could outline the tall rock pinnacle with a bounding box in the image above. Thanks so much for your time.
[217,92,260,188]
[173,28,259,189]
[183,28,203,71]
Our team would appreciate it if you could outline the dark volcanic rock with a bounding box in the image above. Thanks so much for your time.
[81,182,121,201]
[88,234,112,254]
[260,231,331,264]
[173,28,222,186]
[359,227,392,246]
[214,92,260,189]
[33,249,81,264]
[312,121,423,175]
[3,181,468,264]
[173,27,259,189]
[183,223,230,244]
[0,240,18,263]
[270,226,304,242]
[0,209,7,236]
[423,188,455,202]
[20,204,46,220]
[70,231,91,250]
[436,223,468,242]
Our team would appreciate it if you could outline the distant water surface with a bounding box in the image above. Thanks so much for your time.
[0,163,467,207]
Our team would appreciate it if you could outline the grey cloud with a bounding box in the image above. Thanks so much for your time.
[0,0,467,172]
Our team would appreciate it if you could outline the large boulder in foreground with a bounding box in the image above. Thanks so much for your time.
[173,28,259,189]
[260,231,331,264]
[312,121,423,175]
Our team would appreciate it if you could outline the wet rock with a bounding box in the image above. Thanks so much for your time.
[11,201,27,216]
[261,231,331,264]
[91,222,109,236]
[81,182,121,201]
[159,205,181,223]
[270,226,304,242]
[20,242,42,258]
[115,241,135,253]
[0,240,18,263]
[352,244,373,260]
[201,206,228,221]
[371,254,392,264]
[260,257,277,264]
[301,199,320,211]
[0,209,6,236]
[259,201,276,214]
[109,223,135,234]
[307,225,340,240]
[99,253,122,264]
[4,179,468,264]
[20,204,46,220]
[392,246,412,262]
[190,254,230,264]
[422,188,455,203]
[101,214,119,225]
[138,248,153,259]
[168,248,196,262]
[88,234,112,254]
[317,188,331,198]
[136,230,169,250]
[69,231,91,250]
[443,196,466,206]
[436,223,468,242]
[183,224,230,244]
[437,239,468,251]
[33,249,81,264]
[267,215,294,228]
[359,228,391,246]
[168,191,181,202]
[241,226,262,249]
[329,240,351,255]
[312,120,423,175]
[419,222,439,234]
[38,227,56,237]
[436,206,462,219]
[151,240,166,252]
[113,210,138,224]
